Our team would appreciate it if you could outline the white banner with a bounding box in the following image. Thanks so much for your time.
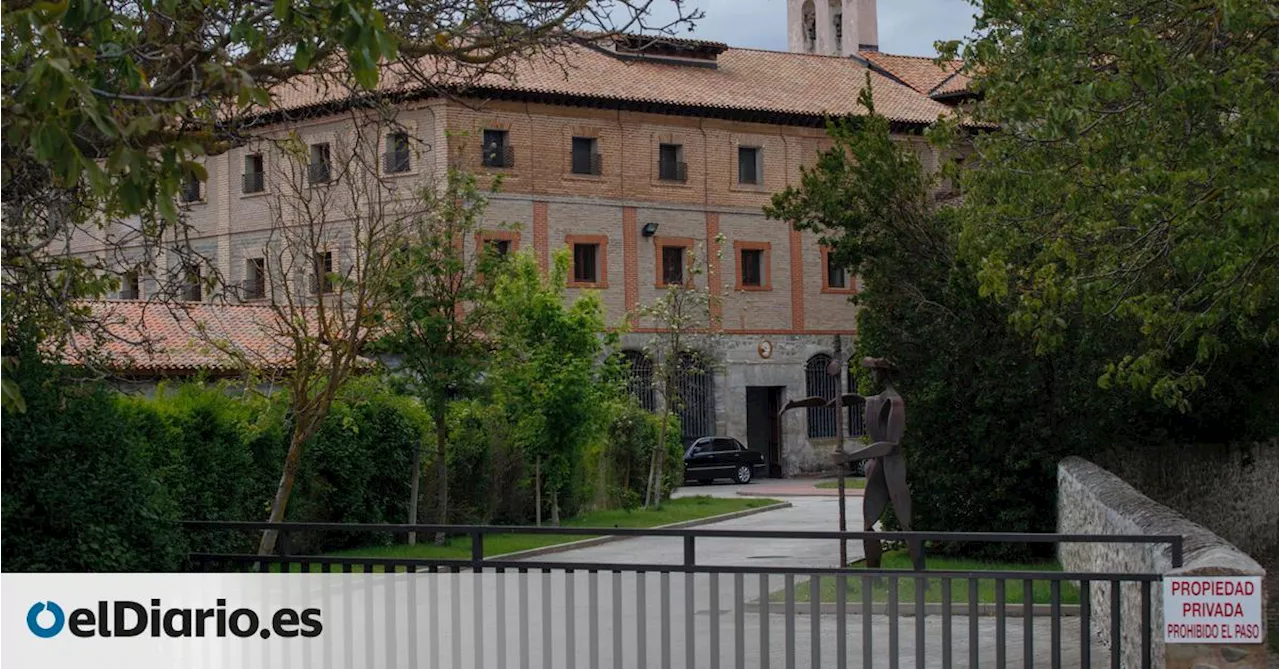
[1163,575,1263,644]
[2,572,540,668]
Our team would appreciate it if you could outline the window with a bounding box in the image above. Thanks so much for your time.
[309,143,331,184]
[572,243,599,284]
[311,251,333,294]
[486,239,512,258]
[734,241,771,291]
[180,172,201,203]
[834,13,843,50]
[182,265,202,302]
[661,246,685,286]
[385,132,411,173]
[658,143,686,182]
[806,354,837,438]
[241,154,265,194]
[740,249,763,287]
[482,129,512,168]
[822,246,853,292]
[244,258,266,299]
[119,270,140,300]
[622,350,656,411]
[675,351,714,443]
[571,137,600,175]
[827,258,847,289]
[737,146,761,184]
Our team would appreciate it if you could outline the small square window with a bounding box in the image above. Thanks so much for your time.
[573,243,599,284]
[385,132,411,173]
[738,146,762,185]
[571,137,600,175]
[483,130,512,168]
[245,258,266,299]
[311,251,333,294]
[661,246,685,286]
[740,248,764,287]
[309,143,331,184]
[243,154,265,193]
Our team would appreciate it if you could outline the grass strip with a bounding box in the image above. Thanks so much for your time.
[771,549,1081,605]
[276,496,782,572]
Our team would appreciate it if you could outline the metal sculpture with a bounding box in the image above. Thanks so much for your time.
[780,348,918,569]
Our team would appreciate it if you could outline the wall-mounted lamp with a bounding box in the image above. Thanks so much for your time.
[641,222,660,237]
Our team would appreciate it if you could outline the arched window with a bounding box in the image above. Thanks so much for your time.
[622,350,656,411]
[674,351,715,443]
[805,353,837,438]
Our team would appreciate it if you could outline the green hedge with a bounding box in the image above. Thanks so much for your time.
[2,359,187,571]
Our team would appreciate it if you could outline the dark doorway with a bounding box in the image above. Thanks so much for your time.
[745,386,783,478]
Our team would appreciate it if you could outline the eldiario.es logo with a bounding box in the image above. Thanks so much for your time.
[26,599,321,639]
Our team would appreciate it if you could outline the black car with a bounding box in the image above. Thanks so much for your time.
[682,437,765,484]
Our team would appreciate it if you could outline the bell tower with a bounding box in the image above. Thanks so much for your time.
[787,0,878,56]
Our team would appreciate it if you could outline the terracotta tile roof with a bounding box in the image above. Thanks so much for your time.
[269,40,955,126]
[929,71,974,98]
[858,51,971,99]
[65,301,299,374]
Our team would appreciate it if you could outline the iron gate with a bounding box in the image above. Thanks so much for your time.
[185,523,1180,668]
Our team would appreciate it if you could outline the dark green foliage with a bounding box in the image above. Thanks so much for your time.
[2,353,186,571]
[601,400,684,510]
[118,383,286,555]
[767,95,1274,559]
[287,377,428,551]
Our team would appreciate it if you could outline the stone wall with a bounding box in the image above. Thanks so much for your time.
[1058,457,1268,669]
[1097,440,1279,634]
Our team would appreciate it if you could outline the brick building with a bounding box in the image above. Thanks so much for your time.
[82,2,967,476]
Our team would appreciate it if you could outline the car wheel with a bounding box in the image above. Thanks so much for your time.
[735,465,752,484]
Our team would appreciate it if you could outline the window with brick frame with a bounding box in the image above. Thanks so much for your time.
[573,243,598,283]
[737,146,762,184]
[821,245,855,293]
[658,143,686,182]
[311,251,333,294]
[243,153,265,193]
[244,257,266,299]
[734,241,772,291]
[182,265,203,302]
[661,246,685,286]
[483,129,513,168]
[566,235,608,287]
[385,132,411,173]
[571,137,601,175]
[119,270,140,300]
[309,143,331,184]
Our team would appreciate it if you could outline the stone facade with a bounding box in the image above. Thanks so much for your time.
[1058,457,1269,669]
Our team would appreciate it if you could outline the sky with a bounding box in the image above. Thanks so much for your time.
[647,0,980,58]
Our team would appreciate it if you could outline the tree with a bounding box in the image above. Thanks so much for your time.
[2,0,700,403]
[766,87,1274,556]
[943,0,1278,409]
[636,238,722,509]
[490,252,613,525]
[383,165,505,544]
[231,114,412,555]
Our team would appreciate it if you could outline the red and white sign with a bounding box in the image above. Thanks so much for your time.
[1163,576,1263,644]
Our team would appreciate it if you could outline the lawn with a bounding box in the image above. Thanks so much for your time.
[772,549,1080,605]
[814,478,868,490]
[279,496,782,572]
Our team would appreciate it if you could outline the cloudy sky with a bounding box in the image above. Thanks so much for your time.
[648,0,980,58]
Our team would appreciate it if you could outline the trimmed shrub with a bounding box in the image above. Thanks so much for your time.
[2,358,186,571]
